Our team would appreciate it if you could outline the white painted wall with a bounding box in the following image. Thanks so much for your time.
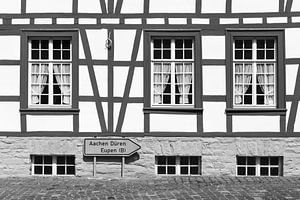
[0,36,20,60]
[294,102,300,132]
[201,0,226,13]
[121,0,143,13]
[232,0,278,13]
[0,102,20,131]
[94,65,108,97]
[136,32,143,61]
[114,67,129,97]
[150,114,197,132]
[291,0,300,12]
[202,36,225,59]
[286,64,298,95]
[79,65,93,96]
[286,102,292,130]
[27,116,73,131]
[285,28,300,58]
[232,116,280,132]
[129,67,143,97]
[114,30,136,61]
[79,102,101,132]
[78,33,85,59]
[86,29,108,60]
[122,103,144,132]
[26,0,72,13]
[202,65,226,95]
[114,103,121,131]
[149,0,195,13]
[0,0,21,13]
[203,102,226,132]
[78,0,101,13]
[0,66,19,96]
[102,102,108,130]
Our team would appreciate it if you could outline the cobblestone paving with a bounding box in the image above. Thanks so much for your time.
[0,176,299,200]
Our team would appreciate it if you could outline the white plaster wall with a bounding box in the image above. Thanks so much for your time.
[79,102,101,132]
[114,67,129,97]
[0,102,20,131]
[0,0,21,13]
[0,36,20,60]
[202,65,226,95]
[114,103,121,131]
[26,0,72,13]
[94,65,108,97]
[232,0,278,13]
[201,0,226,13]
[202,36,225,59]
[122,104,144,132]
[286,102,292,130]
[203,102,226,132]
[121,0,143,13]
[285,28,300,58]
[137,32,143,61]
[102,102,108,130]
[78,0,101,13]
[86,29,108,60]
[232,116,280,132]
[291,0,300,12]
[129,68,143,97]
[27,116,73,131]
[79,65,93,96]
[79,33,85,59]
[114,30,136,61]
[294,102,300,132]
[286,64,298,95]
[0,66,19,95]
[149,0,195,13]
[150,114,197,132]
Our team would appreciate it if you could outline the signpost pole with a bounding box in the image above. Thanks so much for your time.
[121,156,125,178]
[93,156,96,177]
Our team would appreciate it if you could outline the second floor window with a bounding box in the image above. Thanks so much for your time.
[29,38,72,107]
[151,38,194,106]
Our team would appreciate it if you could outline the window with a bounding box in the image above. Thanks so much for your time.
[31,155,75,176]
[29,38,72,107]
[151,38,194,106]
[155,156,201,175]
[233,38,276,107]
[236,156,283,176]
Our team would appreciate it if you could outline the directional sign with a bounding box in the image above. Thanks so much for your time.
[84,138,141,157]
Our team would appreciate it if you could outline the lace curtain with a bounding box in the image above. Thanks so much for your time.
[234,64,252,104]
[175,63,192,104]
[257,64,275,105]
[31,64,49,104]
[53,64,71,104]
[153,63,171,104]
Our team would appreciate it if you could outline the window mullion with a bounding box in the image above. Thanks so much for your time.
[171,40,176,105]
[253,40,257,106]
[49,40,53,105]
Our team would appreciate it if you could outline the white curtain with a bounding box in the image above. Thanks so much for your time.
[175,63,192,104]
[153,63,170,104]
[257,64,275,105]
[31,64,48,104]
[234,64,252,104]
[53,64,71,104]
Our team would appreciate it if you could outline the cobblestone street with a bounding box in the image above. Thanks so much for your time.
[0,176,299,200]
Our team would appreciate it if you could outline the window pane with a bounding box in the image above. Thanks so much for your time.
[244,50,252,59]
[185,40,192,48]
[266,40,274,48]
[167,166,176,174]
[67,156,75,165]
[44,156,52,164]
[32,40,39,49]
[260,157,269,165]
[53,40,61,49]
[260,167,269,176]
[235,40,243,48]
[180,167,188,175]
[57,156,65,164]
[34,166,42,174]
[163,50,171,59]
[237,167,246,175]
[154,50,161,59]
[163,40,171,48]
[157,156,166,165]
[41,50,48,60]
[154,40,161,48]
[237,156,246,165]
[62,40,70,49]
[31,50,39,59]
[53,50,61,60]
[41,40,49,49]
[34,156,43,164]
[190,167,199,175]
[67,166,75,175]
[57,166,65,175]
[257,50,265,59]
[247,157,256,165]
[244,40,252,48]
[235,50,243,59]
[257,40,265,48]
[175,50,183,59]
[180,157,188,165]
[270,157,279,165]
[167,157,176,165]
[266,50,274,59]
[247,167,256,176]
[175,40,183,48]
[270,167,279,176]
[190,157,199,165]
[62,50,70,60]
[157,166,166,174]
[44,166,52,175]
[184,50,192,59]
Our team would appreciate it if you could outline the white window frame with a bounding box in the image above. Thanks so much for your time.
[28,38,72,108]
[151,38,194,107]
[233,38,277,108]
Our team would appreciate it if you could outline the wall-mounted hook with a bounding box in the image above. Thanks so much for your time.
[105,31,112,49]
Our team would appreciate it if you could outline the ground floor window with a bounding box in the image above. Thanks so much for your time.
[155,156,201,175]
[236,156,283,176]
[31,155,75,176]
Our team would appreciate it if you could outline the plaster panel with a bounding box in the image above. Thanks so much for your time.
[286,65,298,95]
[114,103,121,131]
[202,36,225,59]
[267,17,287,24]
[286,102,292,130]
[0,66,19,95]
[150,114,197,132]
[94,65,108,97]
[12,19,30,24]
[232,0,278,13]
[34,18,52,24]
[79,18,97,24]
[79,33,85,59]
[0,0,21,13]
[86,29,108,60]
[291,0,300,12]
[121,0,143,13]
[56,18,74,24]
[203,102,226,132]
[79,102,101,132]
[232,116,280,132]
[243,18,263,24]
[285,28,300,58]
[0,102,20,131]
[136,32,143,61]
[0,36,20,60]
[219,18,239,24]
[201,0,226,13]
[146,18,164,24]
[114,67,129,97]
[202,65,226,95]
[27,116,73,131]
[129,67,143,97]
[149,0,195,13]
[124,19,142,24]
[122,104,144,132]
[78,0,101,13]
[114,30,136,61]
[192,18,210,24]
[79,65,93,96]
[294,102,300,132]
[26,0,72,13]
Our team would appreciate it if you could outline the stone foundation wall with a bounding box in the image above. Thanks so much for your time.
[0,137,300,177]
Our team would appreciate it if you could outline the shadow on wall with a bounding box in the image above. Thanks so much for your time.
[83,153,140,164]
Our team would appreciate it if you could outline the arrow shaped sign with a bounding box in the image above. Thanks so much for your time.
[84,138,141,157]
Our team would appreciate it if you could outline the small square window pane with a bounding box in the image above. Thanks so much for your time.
[175,40,183,48]
[247,157,256,165]
[180,157,188,165]
[257,50,265,59]
[244,95,252,105]
[57,156,65,164]
[157,156,166,165]
[260,157,269,165]
[62,50,70,60]
[167,166,176,174]
[266,50,274,59]
[163,95,171,104]
[235,40,243,48]
[184,50,192,59]
[62,40,70,49]
[53,50,61,59]
[67,156,75,165]
[41,40,49,49]
[53,95,62,105]
[154,40,161,48]
[34,156,43,164]
[257,40,265,48]
[32,40,39,49]
[44,156,52,164]
[237,157,246,165]
[244,50,252,59]
[57,166,65,175]
[244,40,252,48]
[184,40,192,48]
[237,167,246,175]
[44,166,52,175]
[157,166,166,174]
[247,167,256,176]
[163,40,171,48]
[180,167,188,175]
[235,50,243,59]
[257,96,264,105]
[175,50,183,59]
[40,94,49,104]
[154,50,161,59]
[41,50,48,60]
[266,40,274,48]
[53,40,61,49]
[260,167,269,176]
[163,50,171,59]
[67,166,75,175]
[270,167,279,176]
[34,166,42,174]
[31,50,39,59]
[190,157,199,165]
[167,157,176,165]
[190,167,199,175]
[270,157,279,165]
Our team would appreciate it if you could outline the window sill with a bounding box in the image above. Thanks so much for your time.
[143,107,203,114]
[20,108,80,115]
[225,108,287,116]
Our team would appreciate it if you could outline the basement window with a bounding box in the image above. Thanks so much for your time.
[155,156,201,175]
[31,155,75,176]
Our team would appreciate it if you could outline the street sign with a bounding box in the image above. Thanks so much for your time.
[84,138,141,157]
